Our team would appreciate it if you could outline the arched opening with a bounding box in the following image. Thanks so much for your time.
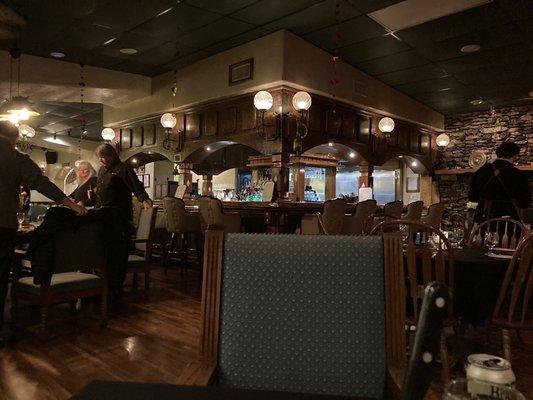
[183,141,262,199]
[124,151,173,200]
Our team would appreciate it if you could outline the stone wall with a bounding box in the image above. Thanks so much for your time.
[437,105,533,215]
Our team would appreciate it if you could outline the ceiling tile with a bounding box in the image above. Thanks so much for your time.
[394,76,466,95]
[178,18,255,48]
[453,64,533,86]
[377,64,449,86]
[230,0,322,25]
[340,34,410,64]
[49,22,119,51]
[186,0,259,15]
[160,50,213,71]
[497,0,533,21]
[86,0,177,31]
[4,0,104,19]
[357,49,430,75]
[350,0,404,13]
[262,0,361,35]
[94,32,167,59]
[136,42,197,68]
[304,15,386,51]
[132,4,221,40]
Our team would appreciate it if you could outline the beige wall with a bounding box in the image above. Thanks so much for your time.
[104,31,286,126]
[0,51,150,106]
[282,31,443,130]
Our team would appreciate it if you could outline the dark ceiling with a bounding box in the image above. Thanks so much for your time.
[0,0,532,115]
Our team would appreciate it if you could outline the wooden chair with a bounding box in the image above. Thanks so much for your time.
[163,197,202,274]
[491,232,533,361]
[178,230,448,399]
[11,223,108,336]
[363,212,401,235]
[421,202,445,230]
[126,206,158,296]
[132,197,142,229]
[403,201,424,222]
[300,198,347,235]
[467,217,527,250]
[197,196,241,234]
[341,199,378,235]
[384,200,404,219]
[370,219,456,383]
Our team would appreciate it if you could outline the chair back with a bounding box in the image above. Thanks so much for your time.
[341,199,377,235]
[421,202,445,230]
[135,207,158,260]
[492,232,533,327]
[198,196,224,232]
[132,197,142,229]
[370,220,455,321]
[467,217,527,250]
[215,233,388,398]
[444,212,472,246]
[403,201,424,221]
[384,200,403,219]
[262,181,275,202]
[163,197,187,233]
[318,198,347,235]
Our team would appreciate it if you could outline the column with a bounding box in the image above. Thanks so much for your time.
[178,162,193,193]
[202,174,213,196]
[358,164,374,189]
[291,163,305,202]
[271,153,290,199]
[251,169,260,187]
[325,167,337,200]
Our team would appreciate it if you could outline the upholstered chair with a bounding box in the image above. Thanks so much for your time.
[384,200,403,219]
[421,202,445,230]
[341,199,378,235]
[402,200,424,222]
[300,198,347,235]
[197,196,241,234]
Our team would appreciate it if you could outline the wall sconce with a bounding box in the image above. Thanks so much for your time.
[253,90,273,138]
[161,112,177,150]
[378,117,395,138]
[436,133,450,148]
[292,91,312,154]
[101,127,116,142]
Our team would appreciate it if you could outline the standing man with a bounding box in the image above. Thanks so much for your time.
[0,122,87,347]
[469,141,531,221]
[94,143,152,306]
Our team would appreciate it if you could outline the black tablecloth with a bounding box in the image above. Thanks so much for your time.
[454,248,510,326]
[70,381,365,400]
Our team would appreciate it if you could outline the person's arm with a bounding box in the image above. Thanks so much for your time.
[514,172,531,209]
[19,154,87,215]
[121,165,152,208]
[468,172,480,202]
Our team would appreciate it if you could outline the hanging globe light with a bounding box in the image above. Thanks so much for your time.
[101,127,116,141]
[436,133,450,148]
[253,91,273,111]
[378,117,395,133]
[160,113,177,129]
[292,91,312,111]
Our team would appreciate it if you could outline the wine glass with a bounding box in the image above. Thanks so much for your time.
[17,212,25,227]
[36,214,45,225]
[484,232,497,252]
[444,379,524,400]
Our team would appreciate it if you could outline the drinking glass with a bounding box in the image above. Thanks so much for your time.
[484,232,497,251]
[444,379,524,400]
[17,212,26,226]
[36,214,45,225]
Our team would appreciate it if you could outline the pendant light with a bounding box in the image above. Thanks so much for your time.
[0,47,40,125]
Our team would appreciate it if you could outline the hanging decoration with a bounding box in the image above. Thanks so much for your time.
[78,63,86,161]
[160,70,182,152]
[16,124,36,153]
[330,0,341,114]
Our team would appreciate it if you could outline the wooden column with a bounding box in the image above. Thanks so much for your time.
[251,169,260,187]
[419,174,437,206]
[202,175,213,196]
[325,167,337,200]
[291,163,305,202]
[178,162,193,193]
[358,164,374,188]
[271,153,290,199]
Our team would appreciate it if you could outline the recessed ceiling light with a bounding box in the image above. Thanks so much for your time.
[349,152,355,158]
[103,37,117,45]
[131,158,137,164]
[470,99,484,105]
[439,87,452,91]
[50,52,65,59]
[411,161,417,167]
[460,44,481,53]
[120,48,138,55]
[328,142,333,147]
[206,146,211,151]
[157,6,174,16]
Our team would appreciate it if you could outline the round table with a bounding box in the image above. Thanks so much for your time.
[453,247,510,326]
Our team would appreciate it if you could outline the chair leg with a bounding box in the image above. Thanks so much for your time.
[502,329,512,361]
[440,332,450,383]
[144,268,150,298]
[100,291,108,328]
[164,233,176,275]
[132,272,138,292]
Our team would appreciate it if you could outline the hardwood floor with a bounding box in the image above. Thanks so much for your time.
[1,264,532,400]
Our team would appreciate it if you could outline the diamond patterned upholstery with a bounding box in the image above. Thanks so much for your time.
[218,234,386,398]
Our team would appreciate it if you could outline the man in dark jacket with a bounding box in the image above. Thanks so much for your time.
[469,141,531,222]
[0,121,87,347]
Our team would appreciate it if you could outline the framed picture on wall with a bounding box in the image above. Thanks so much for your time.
[406,175,420,193]
[136,174,150,188]
[229,58,253,85]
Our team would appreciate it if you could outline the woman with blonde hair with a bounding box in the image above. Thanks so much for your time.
[69,160,97,206]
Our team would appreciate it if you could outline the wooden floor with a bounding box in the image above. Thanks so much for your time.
[1,264,532,400]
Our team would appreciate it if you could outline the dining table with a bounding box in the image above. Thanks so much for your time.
[71,381,367,400]
[453,247,511,326]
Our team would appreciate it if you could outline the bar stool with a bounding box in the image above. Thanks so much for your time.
[162,197,202,274]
